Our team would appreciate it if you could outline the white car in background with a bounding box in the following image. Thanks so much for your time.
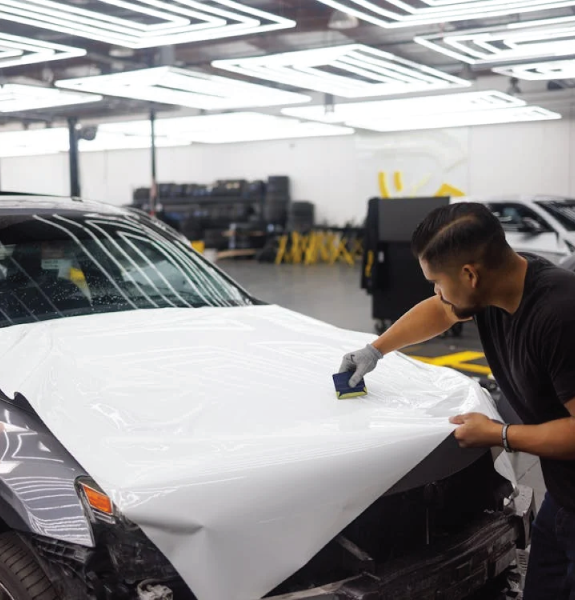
[454,196,575,264]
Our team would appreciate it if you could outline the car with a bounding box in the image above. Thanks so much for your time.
[0,195,534,600]
[561,250,575,272]
[453,195,575,264]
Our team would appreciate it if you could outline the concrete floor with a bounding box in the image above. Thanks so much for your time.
[220,261,545,509]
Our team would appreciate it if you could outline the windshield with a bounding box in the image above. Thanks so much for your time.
[0,211,256,328]
[535,199,575,231]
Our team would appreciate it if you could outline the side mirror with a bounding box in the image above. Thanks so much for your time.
[519,217,546,235]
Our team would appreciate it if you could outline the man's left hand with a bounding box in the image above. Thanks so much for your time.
[449,413,503,448]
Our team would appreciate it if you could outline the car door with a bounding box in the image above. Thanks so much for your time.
[487,202,564,263]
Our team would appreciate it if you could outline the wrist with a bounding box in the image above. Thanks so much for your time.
[370,343,384,359]
[491,422,505,448]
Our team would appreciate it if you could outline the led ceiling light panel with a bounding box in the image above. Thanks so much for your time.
[283,90,560,132]
[283,91,525,123]
[314,0,575,28]
[0,125,191,158]
[213,44,469,98]
[79,130,191,152]
[343,106,560,132]
[0,112,351,158]
[56,67,310,110]
[0,33,85,69]
[415,17,575,65]
[0,128,67,157]
[494,59,575,80]
[0,0,295,49]
[0,84,101,112]
[100,113,355,144]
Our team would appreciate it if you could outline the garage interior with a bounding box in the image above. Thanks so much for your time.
[0,1,574,599]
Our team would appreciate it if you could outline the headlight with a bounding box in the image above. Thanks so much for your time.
[76,477,115,525]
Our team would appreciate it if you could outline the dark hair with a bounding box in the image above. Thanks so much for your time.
[411,202,511,270]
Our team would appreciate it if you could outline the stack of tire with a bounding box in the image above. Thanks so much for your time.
[287,201,315,232]
[213,179,247,197]
[132,187,150,209]
[264,176,290,227]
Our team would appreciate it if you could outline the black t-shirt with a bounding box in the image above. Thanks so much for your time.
[475,253,575,512]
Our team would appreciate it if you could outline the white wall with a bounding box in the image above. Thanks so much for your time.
[0,153,69,196]
[2,115,575,226]
[467,118,575,198]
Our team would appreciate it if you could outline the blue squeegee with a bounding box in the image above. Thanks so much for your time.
[332,372,368,399]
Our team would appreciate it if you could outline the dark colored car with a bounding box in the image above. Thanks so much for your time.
[561,251,575,272]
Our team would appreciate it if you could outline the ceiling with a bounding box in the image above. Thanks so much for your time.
[0,0,575,126]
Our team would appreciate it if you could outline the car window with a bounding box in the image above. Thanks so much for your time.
[535,199,575,232]
[0,212,257,328]
[487,203,552,233]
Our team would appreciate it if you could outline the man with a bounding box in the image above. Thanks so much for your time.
[340,202,575,599]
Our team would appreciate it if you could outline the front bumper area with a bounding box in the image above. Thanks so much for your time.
[268,485,535,600]
[28,519,195,600]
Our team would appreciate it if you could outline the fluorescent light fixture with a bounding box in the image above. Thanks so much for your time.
[344,106,561,133]
[0,128,68,158]
[56,66,310,110]
[494,59,575,80]
[0,112,351,158]
[0,33,85,69]
[79,130,191,153]
[213,44,469,98]
[0,125,191,158]
[0,0,295,49]
[282,90,560,132]
[0,84,101,113]
[100,113,355,144]
[415,16,575,65]
[283,91,525,124]
[314,0,575,28]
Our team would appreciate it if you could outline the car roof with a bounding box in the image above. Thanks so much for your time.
[0,194,132,217]
[458,194,574,204]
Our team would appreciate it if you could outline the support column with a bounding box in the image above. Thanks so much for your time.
[149,107,158,216]
[68,117,81,198]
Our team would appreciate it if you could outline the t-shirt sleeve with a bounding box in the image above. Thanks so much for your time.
[544,314,575,405]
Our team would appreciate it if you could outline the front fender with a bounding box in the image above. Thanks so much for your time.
[0,396,94,547]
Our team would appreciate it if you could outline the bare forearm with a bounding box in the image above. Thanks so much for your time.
[372,296,460,355]
[506,418,575,460]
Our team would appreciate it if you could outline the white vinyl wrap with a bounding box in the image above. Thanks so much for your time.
[0,305,512,600]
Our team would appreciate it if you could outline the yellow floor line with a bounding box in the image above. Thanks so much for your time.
[410,351,492,376]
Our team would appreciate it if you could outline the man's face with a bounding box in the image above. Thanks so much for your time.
[420,259,484,320]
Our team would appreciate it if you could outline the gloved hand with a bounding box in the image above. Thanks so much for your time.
[339,344,384,387]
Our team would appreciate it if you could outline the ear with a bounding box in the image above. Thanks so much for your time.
[461,264,479,288]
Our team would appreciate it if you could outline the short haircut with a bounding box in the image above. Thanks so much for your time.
[411,202,511,270]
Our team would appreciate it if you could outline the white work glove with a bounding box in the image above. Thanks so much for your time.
[339,344,383,387]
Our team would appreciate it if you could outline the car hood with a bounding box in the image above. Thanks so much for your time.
[0,305,510,600]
